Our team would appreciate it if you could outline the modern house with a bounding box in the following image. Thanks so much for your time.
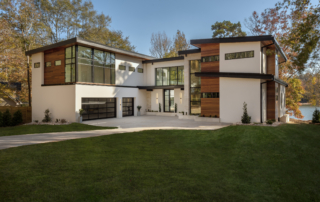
[26,35,288,124]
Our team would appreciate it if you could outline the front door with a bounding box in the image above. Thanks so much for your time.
[164,89,174,112]
[122,97,134,117]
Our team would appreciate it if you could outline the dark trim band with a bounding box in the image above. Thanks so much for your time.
[137,85,184,90]
[178,49,201,55]
[142,56,184,64]
[194,72,288,87]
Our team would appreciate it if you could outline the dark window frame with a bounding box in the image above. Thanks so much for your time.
[225,50,254,60]
[81,97,116,121]
[122,97,134,117]
[65,46,76,82]
[45,61,51,67]
[201,55,219,63]
[201,92,219,98]
[189,60,201,115]
[155,66,184,86]
[34,62,40,68]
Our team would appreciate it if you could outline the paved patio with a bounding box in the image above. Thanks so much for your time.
[0,116,230,150]
[84,115,229,129]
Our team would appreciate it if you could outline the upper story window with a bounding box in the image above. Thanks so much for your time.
[155,66,184,86]
[225,51,254,60]
[119,65,126,71]
[137,68,143,73]
[34,62,40,68]
[55,60,61,66]
[45,62,51,67]
[202,55,219,62]
[129,66,135,72]
[201,92,219,98]
[65,46,75,82]
[76,46,115,84]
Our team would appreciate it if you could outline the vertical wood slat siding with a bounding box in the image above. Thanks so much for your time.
[267,81,276,120]
[44,47,65,85]
[200,98,219,117]
[0,106,31,123]
[200,43,220,116]
[267,47,275,75]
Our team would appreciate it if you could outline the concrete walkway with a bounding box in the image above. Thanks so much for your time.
[0,116,229,150]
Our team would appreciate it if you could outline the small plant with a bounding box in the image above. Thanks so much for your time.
[159,103,161,112]
[42,109,51,123]
[214,115,218,118]
[79,109,85,116]
[34,120,39,123]
[2,109,12,127]
[209,115,212,117]
[266,119,274,125]
[175,103,177,113]
[241,102,251,124]
[137,106,142,111]
[151,110,154,112]
[61,119,67,124]
[0,111,3,127]
[312,108,320,123]
[12,110,23,126]
[55,119,61,123]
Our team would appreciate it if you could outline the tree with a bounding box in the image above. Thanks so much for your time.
[0,0,43,106]
[241,102,251,123]
[149,31,172,58]
[211,21,247,38]
[165,30,190,57]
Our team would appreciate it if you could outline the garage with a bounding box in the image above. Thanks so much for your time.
[82,98,116,121]
[122,97,134,117]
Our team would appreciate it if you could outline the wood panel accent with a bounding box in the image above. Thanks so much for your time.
[267,81,276,120]
[201,77,219,92]
[267,47,275,75]
[44,47,66,85]
[201,61,219,72]
[201,43,219,57]
[201,98,219,117]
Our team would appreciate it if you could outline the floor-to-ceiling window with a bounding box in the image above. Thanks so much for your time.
[190,60,201,115]
[164,89,174,112]
[155,66,184,86]
[65,46,76,82]
[75,46,115,84]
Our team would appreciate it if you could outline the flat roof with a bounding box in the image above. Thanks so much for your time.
[142,56,184,64]
[25,37,156,60]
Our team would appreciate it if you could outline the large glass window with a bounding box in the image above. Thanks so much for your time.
[155,66,184,86]
[190,60,201,115]
[225,51,254,60]
[65,46,75,82]
[201,55,219,62]
[75,46,115,84]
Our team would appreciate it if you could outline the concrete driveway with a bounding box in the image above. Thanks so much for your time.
[84,115,229,129]
[0,116,230,150]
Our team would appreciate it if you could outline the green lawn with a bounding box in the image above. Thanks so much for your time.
[0,124,319,202]
[0,123,117,137]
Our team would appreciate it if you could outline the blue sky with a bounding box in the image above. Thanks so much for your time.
[90,0,311,56]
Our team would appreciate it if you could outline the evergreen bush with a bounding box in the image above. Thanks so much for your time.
[2,109,12,127]
[12,110,23,126]
[42,109,52,122]
[312,108,320,123]
[241,102,251,124]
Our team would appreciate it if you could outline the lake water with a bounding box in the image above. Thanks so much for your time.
[289,105,320,120]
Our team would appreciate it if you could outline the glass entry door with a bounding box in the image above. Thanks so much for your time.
[122,97,134,117]
[164,89,174,112]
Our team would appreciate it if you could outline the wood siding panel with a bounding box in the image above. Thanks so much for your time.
[44,47,65,85]
[267,47,275,75]
[201,77,219,92]
[201,61,219,72]
[201,98,219,117]
[267,81,276,120]
[201,43,219,57]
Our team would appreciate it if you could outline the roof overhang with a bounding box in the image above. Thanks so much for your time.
[190,35,287,63]
[178,49,201,56]
[194,72,288,87]
[25,37,156,60]
[142,56,184,64]
[137,85,184,90]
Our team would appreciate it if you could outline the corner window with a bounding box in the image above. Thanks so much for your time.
[190,60,201,115]
[55,60,61,66]
[137,68,143,73]
[155,66,184,86]
[202,55,219,62]
[65,46,76,82]
[34,62,40,68]
[45,62,51,67]
[129,66,135,72]
[225,51,254,60]
[119,65,126,71]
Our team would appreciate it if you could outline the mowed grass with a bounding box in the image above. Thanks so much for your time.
[0,123,117,137]
[0,124,319,202]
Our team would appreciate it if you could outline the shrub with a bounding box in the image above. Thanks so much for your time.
[42,109,51,122]
[266,119,274,125]
[0,111,2,127]
[2,109,12,127]
[214,115,218,118]
[137,106,141,111]
[61,119,67,124]
[12,110,23,126]
[34,120,39,123]
[312,108,320,123]
[79,109,85,116]
[159,103,161,112]
[175,103,177,113]
[241,102,251,124]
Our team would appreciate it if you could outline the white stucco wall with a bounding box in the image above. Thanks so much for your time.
[115,54,144,86]
[32,52,76,122]
[75,85,147,120]
[261,81,267,123]
[150,89,163,112]
[220,78,261,123]
[220,42,261,73]
[279,85,286,117]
